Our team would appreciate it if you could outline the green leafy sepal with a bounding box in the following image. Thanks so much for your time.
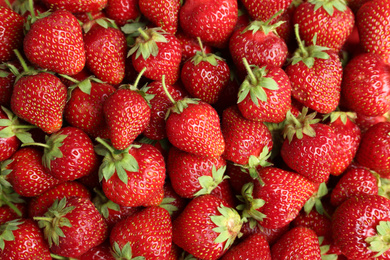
[194,165,228,197]
[0,106,36,143]
[365,221,390,257]
[309,0,347,16]
[111,242,146,260]
[127,27,168,59]
[0,219,23,250]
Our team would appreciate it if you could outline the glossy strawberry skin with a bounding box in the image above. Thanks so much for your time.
[11,72,67,134]
[110,206,172,259]
[79,242,115,260]
[139,0,180,34]
[23,10,86,75]
[221,233,272,260]
[41,0,107,13]
[104,0,139,26]
[355,122,390,178]
[175,30,213,62]
[0,204,26,226]
[0,219,52,260]
[0,6,24,62]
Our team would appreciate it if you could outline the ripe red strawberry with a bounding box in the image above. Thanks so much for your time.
[229,17,288,78]
[0,6,24,63]
[271,226,322,259]
[96,139,166,207]
[172,194,243,260]
[83,18,127,85]
[237,167,317,229]
[8,147,62,197]
[341,53,390,117]
[0,202,26,226]
[139,0,180,34]
[162,181,189,220]
[332,195,390,259]
[28,181,91,218]
[240,0,293,21]
[357,0,390,63]
[179,0,238,48]
[346,0,372,14]
[129,27,182,85]
[0,219,51,259]
[181,40,230,104]
[221,233,272,260]
[104,0,139,26]
[239,221,290,245]
[0,63,18,107]
[175,29,213,62]
[23,10,86,75]
[34,197,108,258]
[355,122,390,178]
[293,0,355,52]
[41,0,107,13]
[237,59,292,123]
[280,108,337,183]
[79,242,115,260]
[110,206,172,259]
[355,112,388,133]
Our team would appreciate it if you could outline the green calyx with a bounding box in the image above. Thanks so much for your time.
[303,182,330,217]
[0,219,23,250]
[127,27,168,60]
[194,165,228,197]
[0,160,24,217]
[322,109,357,125]
[58,74,104,100]
[282,107,321,143]
[290,24,330,69]
[365,221,390,257]
[237,58,278,106]
[210,204,243,251]
[309,0,347,16]
[24,0,51,32]
[319,236,338,260]
[112,242,146,260]
[242,10,285,36]
[378,175,390,199]
[92,188,120,219]
[83,17,119,34]
[159,197,178,216]
[0,106,36,144]
[94,137,139,184]
[190,37,224,66]
[33,198,75,247]
[236,182,267,229]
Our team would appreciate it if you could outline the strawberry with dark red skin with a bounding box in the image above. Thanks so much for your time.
[221,233,272,260]
[346,0,372,14]
[332,195,390,259]
[162,181,189,221]
[240,0,293,22]
[129,27,182,85]
[104,0,139,27]
[355,113,389,133]
[355,122,390,178]
[271,226,322,259]
[23,10,86,75]
[357,0,390,63]
[0,62,18,107]
[139,0,180,34]
[285,24,343,114]
[239,221,290,245]
[237,59,292,123]
[280,108,337,183]
[41,0,107,13]
[0,6,24,63]
[34,197,108,258]
[79,241,115,260]
[293,0,355,52]
[179,0,238,48]
[96,139,166,207]
[172,194,243,260]
[83,18,127,85]
[0,219,52,260]
[0,202,26,226]
[175,29,213,62]
[341,53,390,117]
[181,39,230,104]
[110,206,172,259]
[229,16,288,78]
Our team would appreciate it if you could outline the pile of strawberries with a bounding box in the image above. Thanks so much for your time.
[0,0,390,259]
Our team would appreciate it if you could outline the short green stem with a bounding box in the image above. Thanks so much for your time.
[21,142,50,149]
[33,216,53,222]
[13,49,29,73]
[93,187,108,203]
[1,196,22,217]
[132,67,146,90]
[161,75,176,104]
[242,58,257,85]
[28,0,36,20]
[58,74,80,84]
[294,24,309,57]
[137,27,150,41]
[265,9,283,25]
[197,37,206,58]
[95,137,116,155]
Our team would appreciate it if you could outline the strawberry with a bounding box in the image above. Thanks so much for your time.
[239,221,290,245]
[175,29,213,62]
[172,194,243,260]
[355,112,389,133]
[271,226,322,259]
[8,147,62,197]
[357,0,390,63]
[128,27,182,85]
[181,39,230,104]
[237,59,292,123]
[162,181,189,220]
[293,0,355,52]
[241,0,293,21]
[34,197,108,258]
[280,108,337,183]
[104,0,140,27]
[28,181,91,218]
[96,139,166,207]
[110,206,172,259]
[341,52,390,117]
[0,6,24,63]
[139,0,180,34]
[0,62,18,107]
[23,10,86,75]
[221,233,272,260]
[179,0,238,48]
[355,122,390,178]
[79,241,115,260]
[41,0,107,13]
[0,202,26,226]
[330,165,378,207]
[332,194,390,259]
[346,0,372,14]
[0,219,51,259]
[285,24,343,114]
[229,16,288,79]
